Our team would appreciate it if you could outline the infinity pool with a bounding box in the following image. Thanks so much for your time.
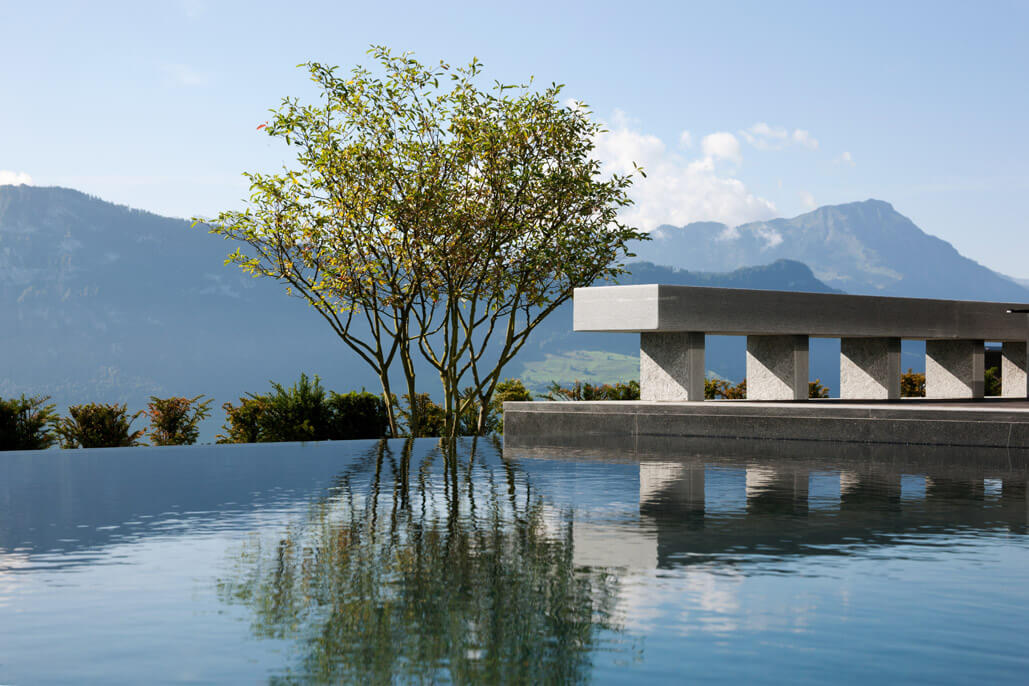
[2,439,1028,683]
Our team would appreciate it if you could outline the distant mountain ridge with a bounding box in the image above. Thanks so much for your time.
[628,199,1029,302]
[0,186,844,435]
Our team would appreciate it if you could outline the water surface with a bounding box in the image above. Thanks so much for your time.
[1,439,1027,683]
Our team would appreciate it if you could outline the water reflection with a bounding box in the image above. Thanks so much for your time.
[217,439,625,684]
[2,441,1029,683]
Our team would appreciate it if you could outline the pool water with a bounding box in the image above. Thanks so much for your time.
[1,439,1028,684]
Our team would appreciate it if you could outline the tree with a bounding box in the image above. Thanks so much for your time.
[201,46,642,440]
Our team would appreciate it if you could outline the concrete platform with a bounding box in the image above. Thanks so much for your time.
[503,398,1029,461]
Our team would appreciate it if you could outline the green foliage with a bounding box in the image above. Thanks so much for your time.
[146,395,213,446]
[0,394,59,451]
[705,378,747,399]
[218,374,391,444]
[901,369,926,397]
[218,396,271,444]
[519,351,640,395]
[259,374,331,443]
[203,46,643,439]
[400,393,447,438]
[541,380,640,401]
[809,379,831,398]
[455,377,534,436]
[55,403,145,449]
[985,366,1002,397]
[325,391,391,440]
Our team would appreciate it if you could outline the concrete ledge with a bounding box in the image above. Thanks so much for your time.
[504,399,1029,456]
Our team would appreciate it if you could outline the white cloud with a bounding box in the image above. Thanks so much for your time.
[835,151,856,167]
[593,113,776,231]
[754,223,784,248]
[792,129,819,149]
[799,190,817,210]
[162,63,209,87]
[0,170,32,185]
[740,122,819,151]
[678,130,693,149]
[700,132,742,164]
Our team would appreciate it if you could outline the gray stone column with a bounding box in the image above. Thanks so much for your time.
[926,339,984,399]
[840,337,901,399]
[640,332,705,401]
[746,335,808,400]
[1002,341,1027,398]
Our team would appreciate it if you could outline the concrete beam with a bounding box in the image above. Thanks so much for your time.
[1002,341,1027,398]
[926,339,984,399]
[840,337,901,399]
[574,284,1029,341]
[640,332,705,401]
[746,335,808,400]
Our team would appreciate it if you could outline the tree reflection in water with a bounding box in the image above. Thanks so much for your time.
[218,438,624,684]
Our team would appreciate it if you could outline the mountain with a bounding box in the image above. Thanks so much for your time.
[1,186,847,429]
[628,199,1029,302]
[0,185,378,439]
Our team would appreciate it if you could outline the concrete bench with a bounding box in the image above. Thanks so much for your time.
[573,285,1029,401]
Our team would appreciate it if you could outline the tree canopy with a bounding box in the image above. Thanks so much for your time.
[202,46,644,437]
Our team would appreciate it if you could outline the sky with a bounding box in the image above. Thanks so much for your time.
[1,0,1027,275]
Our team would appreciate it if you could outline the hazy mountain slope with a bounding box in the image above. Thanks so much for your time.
[629,199,1029,301]
[1,187,850,422]
[0,185,380,431]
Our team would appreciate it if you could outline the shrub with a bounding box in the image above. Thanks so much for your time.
[541,380,640,401]
[56,403,146,449]
[985,366,1001,397]
[0,394,59,451]
[146,395,213,446]
[400,393,447,437]
[901,369,926,397]
[809,379,830,398]
[325,391,390,440]
[219,375,391,444]
[218,396,271,444]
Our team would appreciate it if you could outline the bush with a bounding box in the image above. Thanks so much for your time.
[56,403,146,449]
[0,394,59,451]
[219,375,391,444]
[218,396,271,444]
[985,366,1001,397]
[705,379,746,399]
[146,395,213,446]
[901,369,925,397]
[325,391,390,440]
[541,380,640,401]
[400,393,447,438]
[808,379,830,398]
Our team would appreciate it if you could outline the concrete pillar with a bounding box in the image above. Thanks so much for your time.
[840,337,901,399]
[1002,341,1027,398]
[926,339,984,399]
[640,332,705,401]
[746,335,808,400]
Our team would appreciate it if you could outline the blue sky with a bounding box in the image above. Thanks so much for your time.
[2,1,1027,275]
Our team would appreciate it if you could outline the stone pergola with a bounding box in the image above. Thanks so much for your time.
[573,285,1029,401]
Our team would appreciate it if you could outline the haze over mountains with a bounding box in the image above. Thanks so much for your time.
[629,199,1029,301]
[2,185,1025,437]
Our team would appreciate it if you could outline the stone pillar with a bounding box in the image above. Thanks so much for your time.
[1002,341,1027,398]
[925,340,984,399]
[746,335,808,400]
[640,332,705,401]
[840,337,901,399]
